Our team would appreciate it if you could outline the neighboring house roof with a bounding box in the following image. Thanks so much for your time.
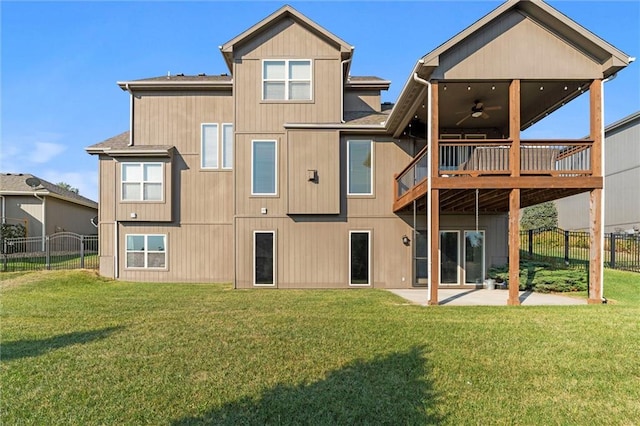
[605,111,640,135]
[86,131,174,157]
[385,0,634,136]
[0,173,98,209]
[219,4,353,73]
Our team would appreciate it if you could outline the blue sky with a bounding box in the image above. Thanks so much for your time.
[2,1,638,202]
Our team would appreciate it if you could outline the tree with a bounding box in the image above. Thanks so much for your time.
[57,182,79,194]
[520,201,558,230]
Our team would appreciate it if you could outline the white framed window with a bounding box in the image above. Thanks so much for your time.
[125,234,166,269]
[201,123,219,169]
[349,230,371,286]
[254,231,276,286]
[252,140,277,195]
[347,140,373,195]
[262,59,312,101]
[121,162,163,201]
[222,123,234,169]
[201,123,234,170]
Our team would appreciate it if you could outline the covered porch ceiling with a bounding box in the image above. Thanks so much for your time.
[406,79,591,137]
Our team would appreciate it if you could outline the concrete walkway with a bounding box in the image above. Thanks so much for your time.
[388,288,587,306]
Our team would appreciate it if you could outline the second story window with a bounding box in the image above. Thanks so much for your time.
[202,123,234,170]
[122,162,163,201]
[263,60,311,101]
[252,140,277,195]
[347,140,373,195]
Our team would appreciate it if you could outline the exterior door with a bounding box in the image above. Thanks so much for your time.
[440,231,459,285]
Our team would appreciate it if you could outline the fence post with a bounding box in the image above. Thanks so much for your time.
[2,239,7,273]
[610,234,616,270]
[80,235,85,269]
[564,230,570,265]
[528,229,533,257]
[45,235,51,270]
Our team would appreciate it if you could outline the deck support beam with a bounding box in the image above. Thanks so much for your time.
[508,188,521,305]
[428,81,439,305]
[588,79,604,303]
[507,79,521,305]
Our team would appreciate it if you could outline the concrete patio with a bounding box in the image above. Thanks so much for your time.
[388,288,587,306]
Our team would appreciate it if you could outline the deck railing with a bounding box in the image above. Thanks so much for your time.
[393,138,596,211]
[438,139,593,176]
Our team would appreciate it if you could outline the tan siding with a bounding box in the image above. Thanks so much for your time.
[235,17,339,59]
[235,217,415,289]
[287,130,339,214]
[346,136,413,217]
[115,159,172,222]
[234,59,341,133]
[435,12,602,80]
[133,91,233,148]
[118,223,233,282]
[99,222,114,278]
[99,156,116,223]
[45,197,98,235]
[235,133,287,217]
[344,90,381,113]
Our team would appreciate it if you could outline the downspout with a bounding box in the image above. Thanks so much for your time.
[114,220,119,278]
[125,83,134,146]
[340,55,353,123]
[1,195,5,224]
[412,68,431,303]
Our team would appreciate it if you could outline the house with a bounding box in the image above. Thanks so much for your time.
[86,0,632,305]
[0,173,98,237]
[556,111,640,233]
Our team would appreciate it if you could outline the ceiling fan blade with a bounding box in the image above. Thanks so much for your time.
[484,105,502,111]
[456,114,471,126]
[481,112,490,119]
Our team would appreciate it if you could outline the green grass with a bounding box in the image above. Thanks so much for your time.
[1,270,639,424]
[1,253,99,272]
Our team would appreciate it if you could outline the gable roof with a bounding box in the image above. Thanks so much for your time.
[385,0,633,135]
[0,173,98,208]
[219,5,353,73]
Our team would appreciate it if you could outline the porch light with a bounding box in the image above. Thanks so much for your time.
[402,235,410,245]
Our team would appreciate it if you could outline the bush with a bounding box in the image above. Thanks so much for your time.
[487,261,587,293]
[1,223,26,239]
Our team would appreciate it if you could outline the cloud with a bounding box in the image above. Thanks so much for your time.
[31,142,67,164]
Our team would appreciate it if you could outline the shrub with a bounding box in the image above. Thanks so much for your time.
[487,261,587,293]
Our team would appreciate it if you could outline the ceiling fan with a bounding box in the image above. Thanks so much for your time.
[456,100,501,126]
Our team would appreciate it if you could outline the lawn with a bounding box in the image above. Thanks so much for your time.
[1,269,639,424]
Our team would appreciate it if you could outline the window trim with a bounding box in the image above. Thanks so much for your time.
[201,123,219,169]
[262,59,313,101]
[253,230,276,286]
[251,140,278,196]
[347,140,374,196]
[125,234,167,270]
[349,230,371,286]
[221,123,234,170]
[121,162,164,202]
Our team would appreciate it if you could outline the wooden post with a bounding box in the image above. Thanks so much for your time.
[509,80,521,177]
[429,82,439,305]
[430,189,440,305]
[508,189,521,305]
[588,79,603,304]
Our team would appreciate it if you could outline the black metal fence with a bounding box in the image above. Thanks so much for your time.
[1,232,98,272]
[520,227,640,273]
